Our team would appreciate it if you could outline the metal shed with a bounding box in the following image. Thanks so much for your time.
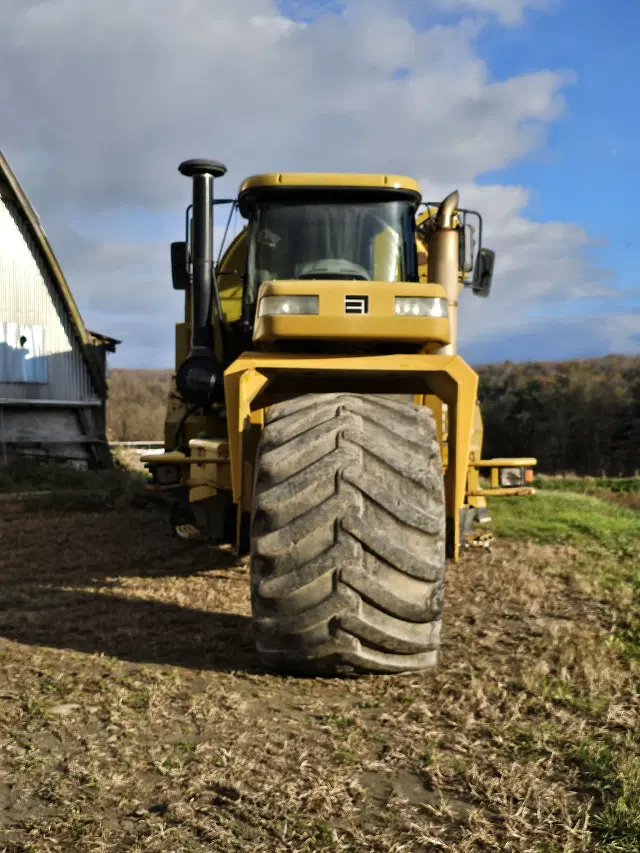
[0,150,120,469]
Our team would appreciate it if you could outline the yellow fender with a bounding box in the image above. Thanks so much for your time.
[223,351,478,560]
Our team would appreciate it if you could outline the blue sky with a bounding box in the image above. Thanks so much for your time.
[470,0,640,356]
[2,0,638,367]
[477,0,640,301]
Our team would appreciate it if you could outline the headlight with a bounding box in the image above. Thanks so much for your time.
[148,463,182,486]
[394,297,448,318]
[499,467,525,487]
[258,295,319,317]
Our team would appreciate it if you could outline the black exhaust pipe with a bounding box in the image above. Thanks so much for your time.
[176,158,227,406]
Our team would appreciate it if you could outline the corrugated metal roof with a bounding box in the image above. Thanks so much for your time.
[0,150,119,399]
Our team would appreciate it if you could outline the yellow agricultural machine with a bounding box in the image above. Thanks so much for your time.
[142,159,536,675]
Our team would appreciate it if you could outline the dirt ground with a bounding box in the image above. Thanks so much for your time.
[0,497,637,852]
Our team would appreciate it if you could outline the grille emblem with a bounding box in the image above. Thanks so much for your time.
[344,295,369,315]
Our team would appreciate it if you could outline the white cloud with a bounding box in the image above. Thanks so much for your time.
[0,0,569,209]
[250,14,307,31]
[356,0,554,27]
[433,0,553,26]
[0,0,627,367]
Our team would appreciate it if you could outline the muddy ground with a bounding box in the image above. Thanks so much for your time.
[0,497,637,852]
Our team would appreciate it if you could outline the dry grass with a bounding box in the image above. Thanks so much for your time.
[0,496,638,852]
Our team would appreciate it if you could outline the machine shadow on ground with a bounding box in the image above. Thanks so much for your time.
[0,586,259,673]
[0,499,262,673]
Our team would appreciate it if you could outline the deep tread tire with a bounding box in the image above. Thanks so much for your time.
[250,393,446,675]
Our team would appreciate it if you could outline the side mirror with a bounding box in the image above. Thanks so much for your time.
[171,241,190,291]
[471,247,495,298]
[461,223,475,277]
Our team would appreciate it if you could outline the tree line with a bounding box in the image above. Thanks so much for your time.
[477,354,639,477]
[106,369,171,444]
[107,354,640,476]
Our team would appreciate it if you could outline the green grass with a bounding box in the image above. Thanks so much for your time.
[489,488,640,850]
[0,459,145,496]
[489,490,639,631]
[568,740,640,853]
[534,476,640,495]
[594,757,640,852]
[490,491,640,559]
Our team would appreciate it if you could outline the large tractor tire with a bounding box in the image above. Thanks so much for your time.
[250,393,446,675]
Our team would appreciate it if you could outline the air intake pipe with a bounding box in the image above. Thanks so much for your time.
[428,190,460,356]
[176,158,227,406]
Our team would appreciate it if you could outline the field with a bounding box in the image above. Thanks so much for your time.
[0,468,638,852]
[533,476,640,512]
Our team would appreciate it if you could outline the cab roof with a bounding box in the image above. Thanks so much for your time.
[238,172,421,196]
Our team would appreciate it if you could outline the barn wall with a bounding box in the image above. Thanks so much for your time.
[0,172,110,468]
[0,406,100,467]
[0,188,98,403]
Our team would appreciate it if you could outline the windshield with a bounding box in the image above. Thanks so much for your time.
[246,198,417,303]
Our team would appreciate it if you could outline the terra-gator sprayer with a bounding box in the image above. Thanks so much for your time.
[142,159,536,675]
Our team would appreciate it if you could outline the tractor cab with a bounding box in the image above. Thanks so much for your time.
[171,170,493,374]
[238,175,423,307]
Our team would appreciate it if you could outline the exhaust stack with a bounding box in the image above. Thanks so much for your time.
[179,158,227,353]
[176,158,227,405]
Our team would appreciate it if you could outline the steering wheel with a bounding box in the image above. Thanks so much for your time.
[296,258,371,281]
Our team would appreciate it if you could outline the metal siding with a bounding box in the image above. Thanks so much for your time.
[0,192,97,403]
[0,322,48,383]
[0,408,91,465]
